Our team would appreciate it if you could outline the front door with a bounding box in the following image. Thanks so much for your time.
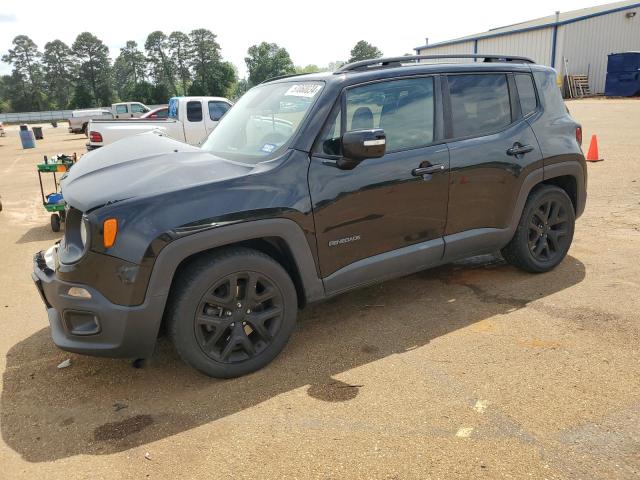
[184,100,208,145]
[309,76,450,281]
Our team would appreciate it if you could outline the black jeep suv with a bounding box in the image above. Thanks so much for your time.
[33,55,586,378]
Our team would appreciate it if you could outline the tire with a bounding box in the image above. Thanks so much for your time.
[167,247,298,378]
[501,185,575,273]
[81,124,87,136]
[51,214,61,232]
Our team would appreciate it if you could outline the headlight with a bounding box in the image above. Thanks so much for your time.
[80,217,89,248]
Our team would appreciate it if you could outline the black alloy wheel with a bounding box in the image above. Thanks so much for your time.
[502,185,575,273]
[168,247,298,378]
[194,272,284,364]
[527,198,570,263]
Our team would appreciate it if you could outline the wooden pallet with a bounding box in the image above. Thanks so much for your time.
[568,75,592,97]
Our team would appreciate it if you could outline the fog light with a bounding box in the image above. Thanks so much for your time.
[63,311,100,336]
[67,287,92,299]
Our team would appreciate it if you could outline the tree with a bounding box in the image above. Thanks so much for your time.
[114,41,147,100]
[42,40,75,109]
[168,31,193,95]
[348,40,383,63]
[295,64,322,74]
[145,31,177,96]
[245,42,295,86]
[0,75,11,112]
[188,29,236,97]
[1,35,46,110]
[72,32,114,107]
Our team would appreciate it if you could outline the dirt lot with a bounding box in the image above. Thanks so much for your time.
[0,100,638,479]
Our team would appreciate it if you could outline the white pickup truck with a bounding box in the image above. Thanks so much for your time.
[87,96,232,150]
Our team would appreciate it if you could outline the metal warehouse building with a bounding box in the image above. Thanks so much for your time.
[414,1,640,94]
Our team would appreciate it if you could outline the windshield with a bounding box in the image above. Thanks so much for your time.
[200,81,324,163]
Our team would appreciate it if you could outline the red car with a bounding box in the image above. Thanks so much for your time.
[139,107,168,120]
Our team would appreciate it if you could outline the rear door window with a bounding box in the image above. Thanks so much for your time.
[515,74,538,116]
[187,101,203,122]
[208,101,231,121]
[448,74,512,138]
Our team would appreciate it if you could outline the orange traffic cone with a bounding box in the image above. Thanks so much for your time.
[586,135,603,162]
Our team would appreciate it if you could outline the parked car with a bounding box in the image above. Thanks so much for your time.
[33,55,587,378]
[112,102,150,119]
[68,109,114,134]
[140,107,168,120]
[86,96,232,150]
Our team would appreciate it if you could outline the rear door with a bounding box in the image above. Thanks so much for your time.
[183,100,208,145]
[443,72,542,235]
[309,76,450,280]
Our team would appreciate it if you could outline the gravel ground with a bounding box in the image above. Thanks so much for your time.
[0,100,638,479]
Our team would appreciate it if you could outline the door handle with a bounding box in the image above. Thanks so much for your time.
[412,164,445,176]
[507,143,534,156]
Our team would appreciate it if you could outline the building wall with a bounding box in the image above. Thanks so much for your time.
[476,28,554,65]
[558,9,640,93]
[416,5,640,94]
[416,41,475,62]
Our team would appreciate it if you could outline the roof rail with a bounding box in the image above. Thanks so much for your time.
[335,54,535,73]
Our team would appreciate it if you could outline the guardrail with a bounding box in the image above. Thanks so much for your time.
[0,110,74,123]
[0,104,167,124]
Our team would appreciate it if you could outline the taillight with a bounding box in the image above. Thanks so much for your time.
[576,126,582,146]
[89,131,103,143]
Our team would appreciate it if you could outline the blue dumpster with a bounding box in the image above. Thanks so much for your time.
[19,125,36,149]
[605,52,640,97]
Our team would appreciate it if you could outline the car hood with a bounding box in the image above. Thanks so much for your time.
[61,131,254,212]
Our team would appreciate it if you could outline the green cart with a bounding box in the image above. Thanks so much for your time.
[36,154,77,232]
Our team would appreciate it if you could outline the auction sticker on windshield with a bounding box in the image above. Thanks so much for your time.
[285,84,322,98]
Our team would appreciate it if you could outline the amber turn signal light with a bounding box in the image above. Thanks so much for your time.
[103,218,118,248]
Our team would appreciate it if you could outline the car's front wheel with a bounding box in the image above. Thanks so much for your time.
[167,247,298,378]
[502,185,575,273]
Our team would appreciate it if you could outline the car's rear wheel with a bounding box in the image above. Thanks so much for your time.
[167,247,297,378]
[502,185,575,273]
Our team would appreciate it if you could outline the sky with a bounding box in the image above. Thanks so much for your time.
[0,0,612,78]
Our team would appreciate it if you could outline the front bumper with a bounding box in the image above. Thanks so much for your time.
[32,249,166,358]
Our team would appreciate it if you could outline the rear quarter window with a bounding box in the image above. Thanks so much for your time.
[515,74,538,116]
[448,74,512,138]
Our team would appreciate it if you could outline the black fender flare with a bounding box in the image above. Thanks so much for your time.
[544,160,587,218]
[145,218,325,304]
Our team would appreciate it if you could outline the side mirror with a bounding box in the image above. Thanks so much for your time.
[338,129,386,169]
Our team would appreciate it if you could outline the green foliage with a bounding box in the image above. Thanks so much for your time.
[348,40,383,63]
[295,64,322,74]
[0,75,12,112]
[245,42,295,86]
[1,35,46,110]
[72,32,114,107]
[188,29,236,97]
[43,40,75,109]
[145,31,177,96]
[168,31,192,95]
[114,41,147,101]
